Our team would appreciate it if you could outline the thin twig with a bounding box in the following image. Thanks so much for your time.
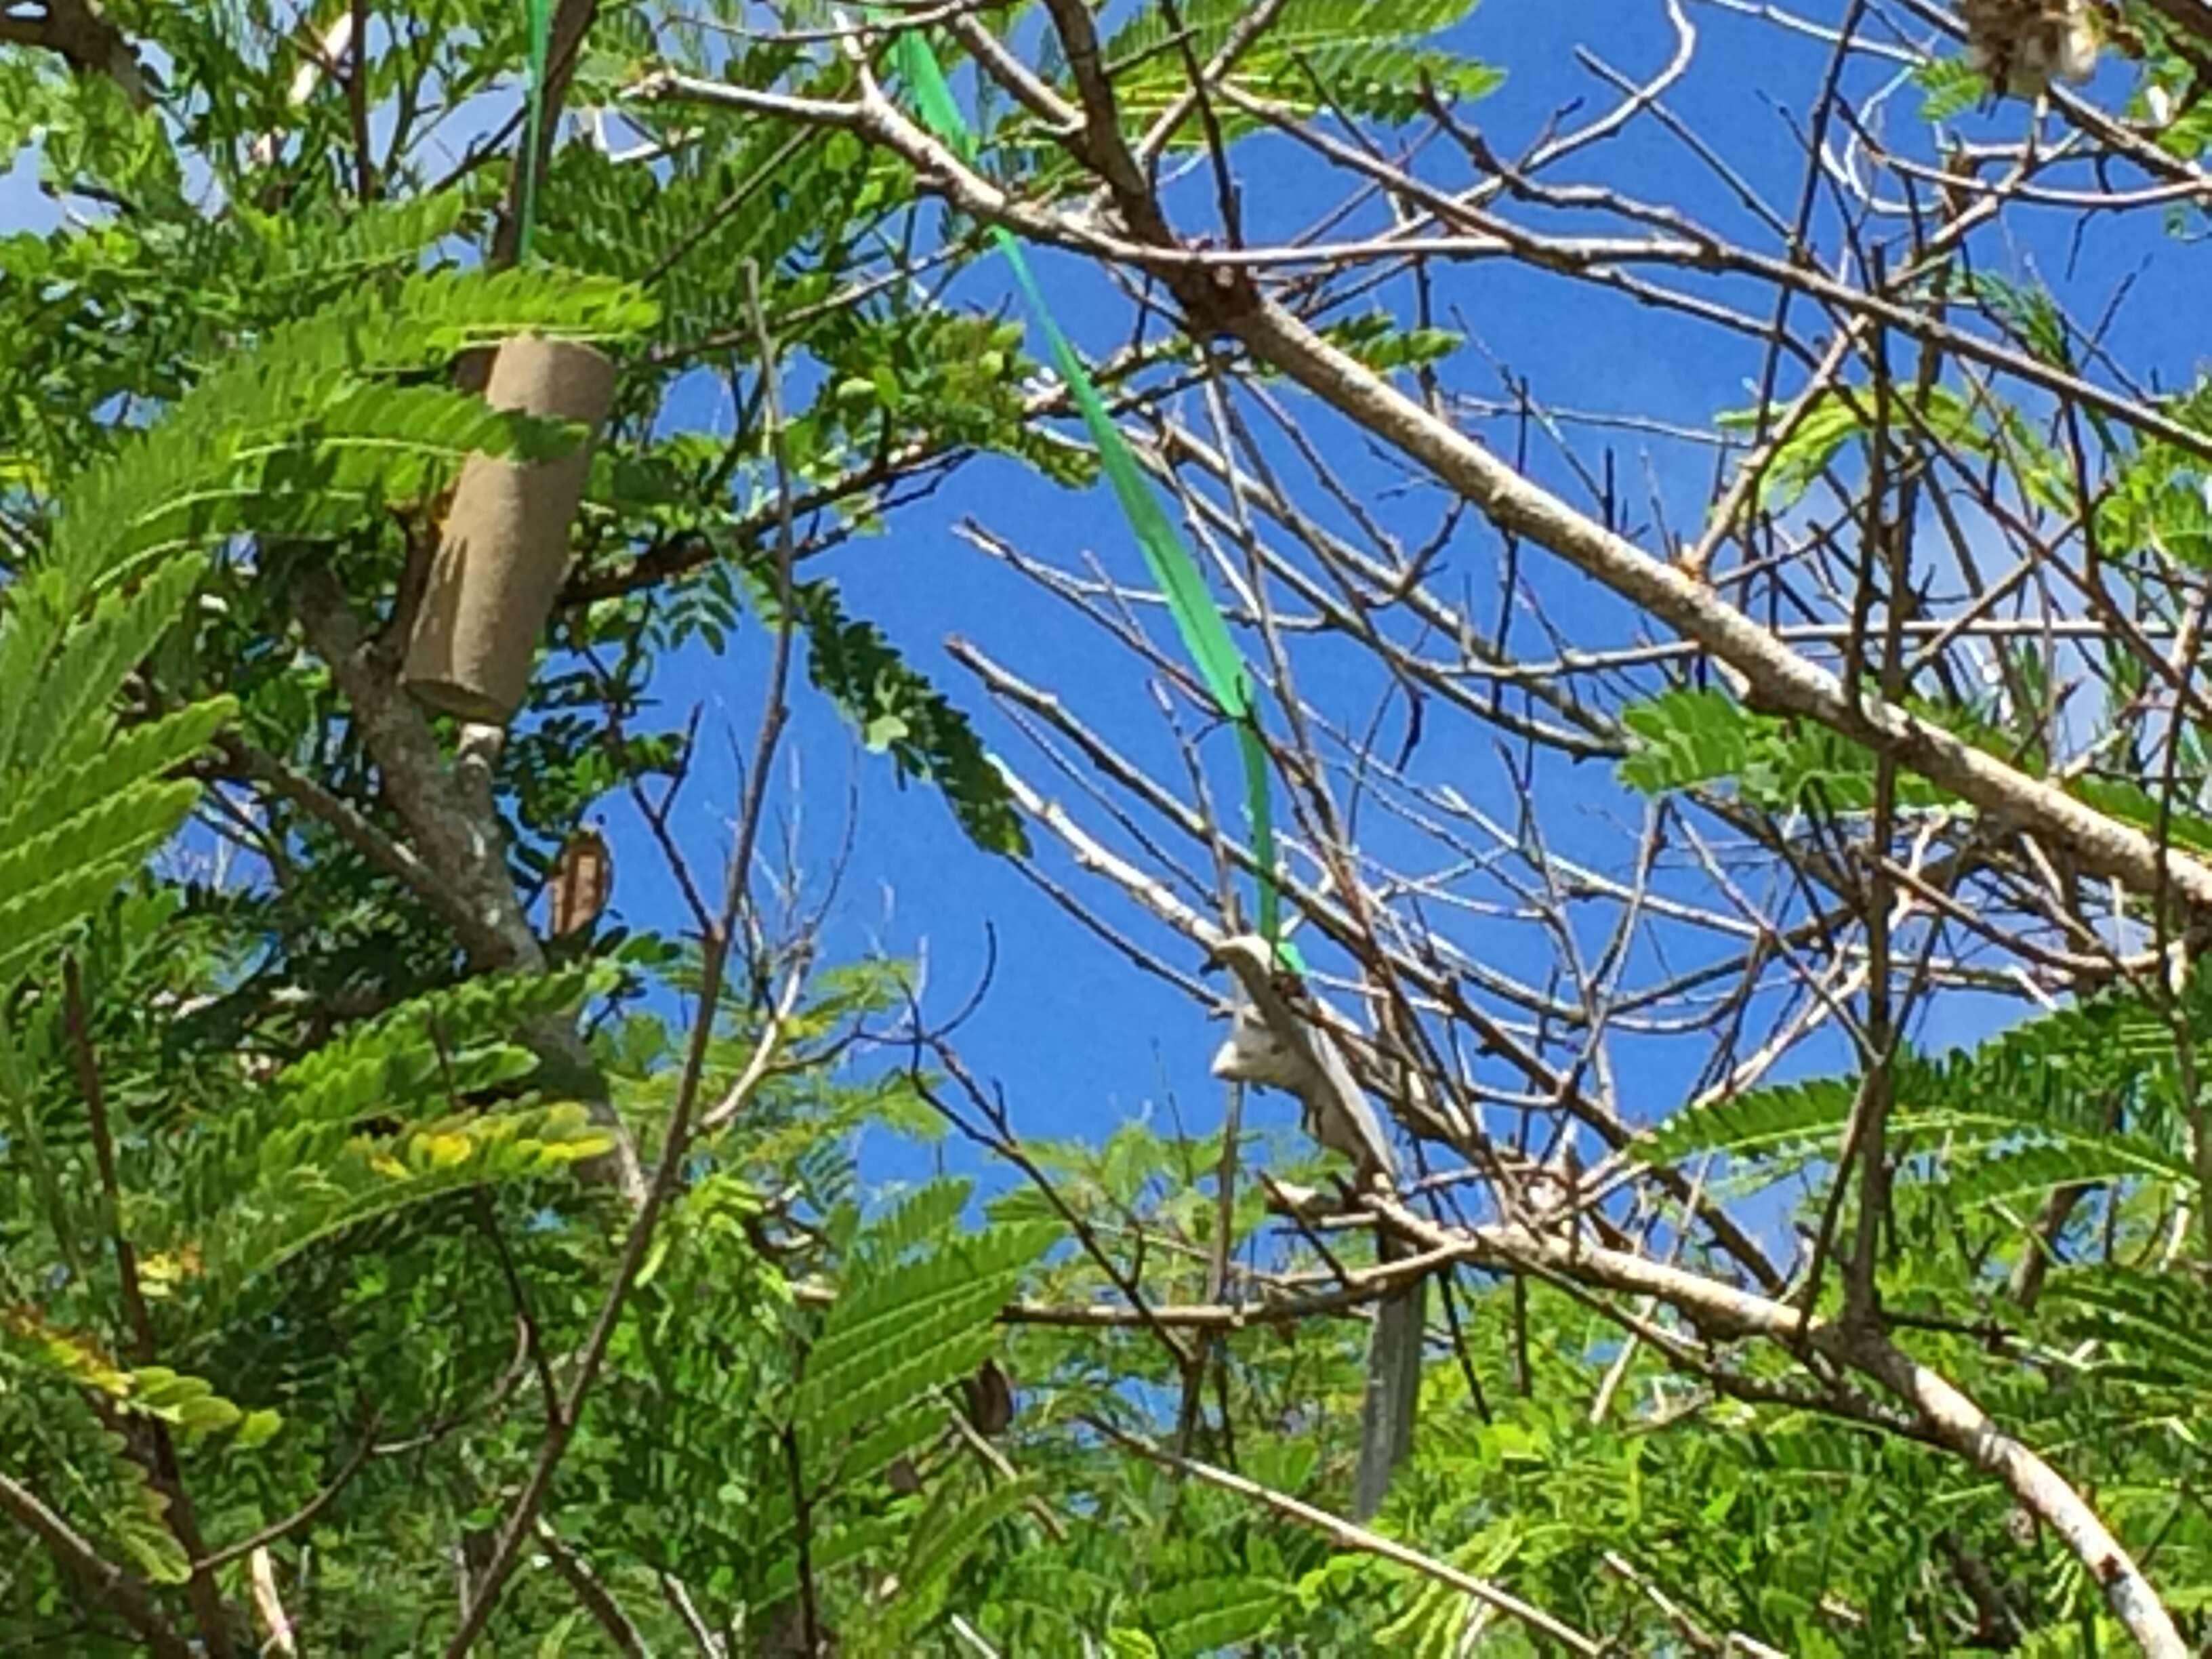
[1088,1420,1604,1655]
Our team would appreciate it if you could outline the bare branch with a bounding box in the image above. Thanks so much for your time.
[1092,1419,1606,1655]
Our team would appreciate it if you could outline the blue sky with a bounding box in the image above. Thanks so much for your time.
[6,2,2198,1209]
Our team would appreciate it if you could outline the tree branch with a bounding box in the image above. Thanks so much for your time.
[0,0,150,105]
[1092,1419,1605,1655]
[535,1520,648,1658]
[638,52,2212,932]
[288,567,648,1206]
[1213,296,2212,919]
[1374,1200,2190,1656]
[63,958,235,1658]
[0,1470,191,1659]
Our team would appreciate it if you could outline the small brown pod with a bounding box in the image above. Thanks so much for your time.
[960,1358,1015,1437]
[546,825,612,937]
[403,336,616,724]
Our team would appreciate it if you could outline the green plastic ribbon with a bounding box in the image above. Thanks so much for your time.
[889,33,1293,958]
[517,0,555,262]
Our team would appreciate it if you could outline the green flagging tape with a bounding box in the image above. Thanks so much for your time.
[516,0,555,262]
[890,32,1294,959]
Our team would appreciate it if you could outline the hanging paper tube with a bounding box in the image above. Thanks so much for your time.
[401,0,606,724]
[403,335,616,723]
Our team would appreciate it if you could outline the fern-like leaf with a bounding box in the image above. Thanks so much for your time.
[861,1475,1048,1654]
[194,1102,612,1307]
[752,573,1029,855]
[2047,1271,2212,1390]
[1636,1077,1855,1165]
[794,1221,1052,1456]
[1146,1576,1288,1656]
[1103,0,1501,138]
[51,267,655,596]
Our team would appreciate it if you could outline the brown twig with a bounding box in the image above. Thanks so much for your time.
[1089,1418,1604,1654]
[63,958,235,1657]
[0,1469,191,1657]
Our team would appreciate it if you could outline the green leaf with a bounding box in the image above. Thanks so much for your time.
[2049,1271,2212,1390]
[0,838,197,994]
[865,1475,1048,1652]
[1147,1576,1288,1656]
[1618,686,1989,811]
[1103,0,1502,137]
[0,555,206,777]
[2095,381,2212,569]
[1914,57,1988,121]
[48,267,656,596]
[1,1307,131,1397]
[211,1104,612,1288]
[1943,1137,2191,1208]
[1618,688,1765,797]
[753,572,1028,855]
[113,1511,193,1585]
[2070,777,2212,855]
[794,1224,1052,1453]
[125,1365,255,1439]
[1636,1077,1855,1166]
[1715,393,1863,509]
[0,697,236,850]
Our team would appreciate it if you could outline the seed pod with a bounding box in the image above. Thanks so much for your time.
[960,1359,1015,1437]
[547,826,612,938]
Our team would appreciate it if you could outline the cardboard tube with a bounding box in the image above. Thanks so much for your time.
[403,336,617,724]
